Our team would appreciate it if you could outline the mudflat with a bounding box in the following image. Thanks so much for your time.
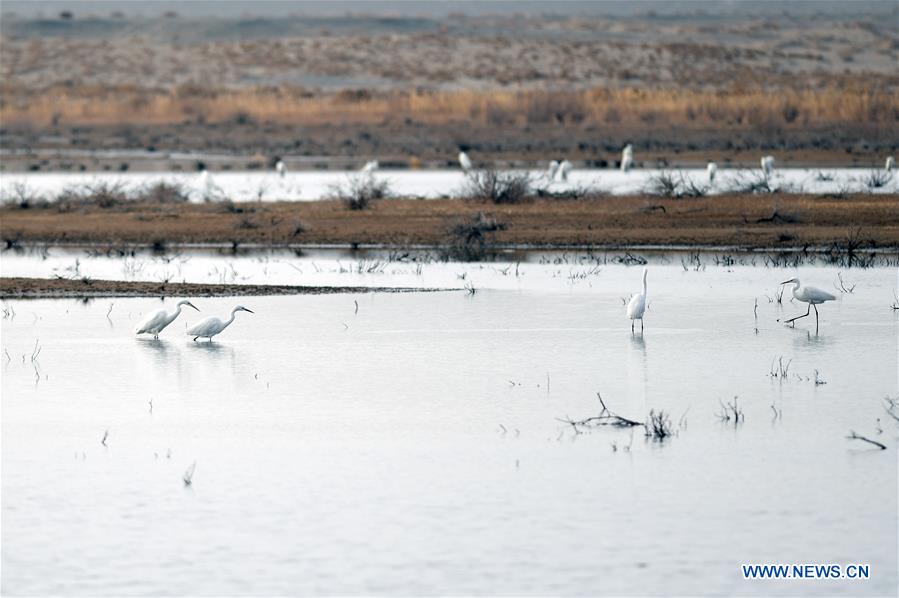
[2,195,897,250]
[0,277,448,299]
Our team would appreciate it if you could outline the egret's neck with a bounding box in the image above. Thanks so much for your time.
[642,274,647,296]
[166,304,183,323]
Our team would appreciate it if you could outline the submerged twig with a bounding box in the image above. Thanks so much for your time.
[183,461,197,486]
[846,431,886,450]
[716,396,745,425]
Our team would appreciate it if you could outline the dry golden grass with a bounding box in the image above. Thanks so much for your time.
[2,84,896,129]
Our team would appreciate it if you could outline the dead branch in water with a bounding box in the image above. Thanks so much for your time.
[556,392,643,430]
[846,431,886,450]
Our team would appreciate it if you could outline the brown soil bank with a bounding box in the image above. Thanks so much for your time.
[0,278,447,299]
[2,195,898,250]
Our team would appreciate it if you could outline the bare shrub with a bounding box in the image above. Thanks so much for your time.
[729,170,776,194]
[645,170,708,198]
[330,174,391,210]
[863,169,893,189]
[135,181,192,204]
[56,181,130,210]
[2,183,49,209]
[462,168,532,204]
[444,212,505,261]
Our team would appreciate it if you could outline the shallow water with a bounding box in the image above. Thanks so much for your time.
[1,256,897,596]
[1,167,895,203]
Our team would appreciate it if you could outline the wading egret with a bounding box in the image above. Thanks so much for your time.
[546,160,560,180]
[555,159,573,182]
[621,144,635,173]
[198,170,222,201]
[459,151,473,172]
[626,268,648,332]
[361,160,379,173]
[761,155,775,176]
[779,278,835,329]
[187,305,254,341]
[886,156,895,172]
[135,300,199,339]
[707,161,718,183]
[275,160,286,177]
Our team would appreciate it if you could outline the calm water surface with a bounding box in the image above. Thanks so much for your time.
[1,254,897,596]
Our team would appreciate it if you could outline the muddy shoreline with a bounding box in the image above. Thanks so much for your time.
[2,196,897,250]
[0,277,451,299]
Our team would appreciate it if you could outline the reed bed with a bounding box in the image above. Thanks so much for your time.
[2,84,896,129]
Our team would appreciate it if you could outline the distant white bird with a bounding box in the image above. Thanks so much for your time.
[886,156,895,172]
[187,305,254,341]
[555,159,573,182]
[621,144,635,173]
[546,160,560,180]
[198,170,221,201]
[626,268,648,332]
[135,300,199,339]
[361,160,379,173]
[707,161,718,183]
[275,160,286,177]
[761,155,775,176]
[458,151,473,171]
[780,278,836,329]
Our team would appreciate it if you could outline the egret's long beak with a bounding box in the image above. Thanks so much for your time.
[187,302,200,311]
[243,308,255,314]
[779,279,793,285]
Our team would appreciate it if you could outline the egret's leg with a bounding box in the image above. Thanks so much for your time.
[631,320,634,333]
[784,303,811,325]
[814,304,819,329]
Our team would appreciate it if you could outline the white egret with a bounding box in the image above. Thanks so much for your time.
[621,144,635,173]
[886,156,895,172]
[135,300,199,339]
[546,160,560,180]
[458,151,473,171]
[761,155,775,176]
[626,268,648,332]
[187,305,254,341]
[275,160,286,177]
[707,161,718,183]
[198,169,222,201]
[361,160,379,173]
[555,159,573,182]
[779,278,835,329]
